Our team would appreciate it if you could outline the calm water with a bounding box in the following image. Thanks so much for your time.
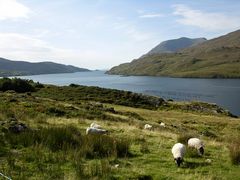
[19,71,240,116]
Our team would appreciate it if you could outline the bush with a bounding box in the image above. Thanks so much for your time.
[228,137,240,165]
[0,78,35,93]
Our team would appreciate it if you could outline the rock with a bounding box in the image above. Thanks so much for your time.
[114,164,119,168]
[205,159,212,164]
[8,122,28,133]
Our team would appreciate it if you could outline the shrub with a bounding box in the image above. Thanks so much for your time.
[69,83,79,87]
[0,78,35,93]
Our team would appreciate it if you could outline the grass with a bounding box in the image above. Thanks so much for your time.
[228,137,240,165]
[0,84,239,179]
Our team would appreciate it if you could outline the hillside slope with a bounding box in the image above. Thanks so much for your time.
[0,81,239,179]
[0,57,89,76]
[145,37,206,55]
[107,30,240,78]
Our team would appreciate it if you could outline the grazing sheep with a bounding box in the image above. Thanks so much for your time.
[86,127,108,135]
[144,124,153,130]
[90,122,102,129]
[171,143,186,167]
[188,138,204,155]
[160,122,165,127]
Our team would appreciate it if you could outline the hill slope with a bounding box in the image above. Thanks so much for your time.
[107,30,240,78]
[145,37,206,55]
[0,57,89,76]
[0,81,239,179]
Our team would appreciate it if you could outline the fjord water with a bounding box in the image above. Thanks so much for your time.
[19,71,240,116]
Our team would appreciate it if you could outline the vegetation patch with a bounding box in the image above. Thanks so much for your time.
[228,137,240,165]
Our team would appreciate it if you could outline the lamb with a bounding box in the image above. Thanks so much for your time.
[144,124,153,130]
[171,143,186,167]
[86,127,108,135]
[90,122,102,129]
[188,138,204,155]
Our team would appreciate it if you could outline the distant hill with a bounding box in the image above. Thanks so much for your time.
[107,30,240,78]
[145,37,206,55]
[0,58,90,76]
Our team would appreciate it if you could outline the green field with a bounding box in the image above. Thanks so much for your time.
[0,79,239,179]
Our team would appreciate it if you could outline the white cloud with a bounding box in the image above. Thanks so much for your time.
[0,0,30,20]
[113,22,152,41]
[125,28,152,41]
[139,13,164,18]
[173,4,240,31]
[0,33,119,69]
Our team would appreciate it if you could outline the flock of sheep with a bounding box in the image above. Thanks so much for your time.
[144,123,205,167]
[86,122,204,167]
[172,138,204,167]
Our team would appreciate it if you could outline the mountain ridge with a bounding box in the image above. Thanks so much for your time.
[0,57,90,77]
[107,29,240,78]
[145,37,206,55]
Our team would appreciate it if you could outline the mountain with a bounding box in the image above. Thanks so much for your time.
[0,58,90,76]
[107,30,240,78]
[145,37,206,55]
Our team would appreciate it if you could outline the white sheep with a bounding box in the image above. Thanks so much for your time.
[90,122,102,129]
[86,127,108,135]
[188,138,204,155]
[160,122,165,127]
[144,124,153,130]
[171,143,186,167]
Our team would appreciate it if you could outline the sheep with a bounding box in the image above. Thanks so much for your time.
[90,122,102,129]
[188,138,204,155]
[160,122,165,127]
[171,143,186,167]
[86,127,108,135]
[144,124,153,130]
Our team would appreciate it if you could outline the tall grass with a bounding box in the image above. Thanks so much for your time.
[5,126,131,158]
[228,137,240,165]
[177,132,196,145]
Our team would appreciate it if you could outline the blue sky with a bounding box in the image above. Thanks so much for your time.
[0,0,240,69]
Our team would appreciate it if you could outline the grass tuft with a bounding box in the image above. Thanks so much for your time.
[228,137,240,165]
[177,133,196,145]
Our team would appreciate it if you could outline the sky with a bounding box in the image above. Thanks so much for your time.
[0,0,240,70]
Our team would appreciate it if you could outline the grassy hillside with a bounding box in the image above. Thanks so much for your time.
[145,37,206,55]
[0,80,239,179]
[0,57,89,77]
[107,30,240,78]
